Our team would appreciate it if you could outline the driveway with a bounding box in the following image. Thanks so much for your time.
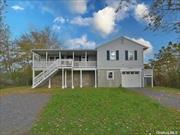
[129,88,180,110]
[0,93,50,135]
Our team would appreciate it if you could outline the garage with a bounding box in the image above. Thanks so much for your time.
[121,71,141,87]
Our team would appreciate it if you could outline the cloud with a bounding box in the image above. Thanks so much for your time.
[52,25,61,32]
[70,16,91,26]
[65,35,96,49]
[131,37,153,55]
[70,6,117,36]
[70,0,87,14]
[11,5,24,11]
[53,16,66,24]
[92,6,116,36]
[52,16,67,32]
[134,3,154,24]
[105,0,135,21]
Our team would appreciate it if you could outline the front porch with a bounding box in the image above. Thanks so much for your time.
[32,49,97,88]
[32,49,97,70]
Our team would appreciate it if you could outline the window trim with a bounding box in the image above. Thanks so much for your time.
[107,71,114,80]
[125,50,138,61]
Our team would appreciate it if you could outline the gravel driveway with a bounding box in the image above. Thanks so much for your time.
[129,88,180,110]
[0,93,50,135]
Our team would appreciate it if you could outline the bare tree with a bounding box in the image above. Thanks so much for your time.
[115,0,180,33]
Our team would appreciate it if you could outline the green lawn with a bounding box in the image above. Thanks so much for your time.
[153,86,180,95]
[32,88,180,135]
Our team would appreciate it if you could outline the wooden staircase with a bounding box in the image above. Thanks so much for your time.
[32,59,73,88]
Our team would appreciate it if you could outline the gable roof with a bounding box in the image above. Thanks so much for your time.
[96,36,148,50]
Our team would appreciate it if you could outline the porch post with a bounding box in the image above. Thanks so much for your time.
[32,70,35,86]
[32,52,34,68]
[72,51,74,67]
[59,51,61,60]
[65,70,67,88]
[80,70,82,88]
[140,70,142,88]
[46,51,48,67]
[151,71,153,87]
[71,68,74,89]
[85,51,87,67]
[48,78,51,88]
[142,69,144,87]
[95,69,97,88]
[62,68,64,89]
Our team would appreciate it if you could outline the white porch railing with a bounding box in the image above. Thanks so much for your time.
[33,60,97,69]
[32,59,73,88]
[74,61,96,68]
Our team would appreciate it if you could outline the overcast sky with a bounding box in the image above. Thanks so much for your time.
[6,0,179,61]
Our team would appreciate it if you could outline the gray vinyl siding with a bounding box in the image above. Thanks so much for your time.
[97,69,121,87]
[97,38,144,69]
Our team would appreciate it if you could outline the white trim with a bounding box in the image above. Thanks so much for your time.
[107,71,114,80]
[73,68,96,71]
[98,67,143,70]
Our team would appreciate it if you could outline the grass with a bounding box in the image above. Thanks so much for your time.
[0,86,56,96]
[153,86,180,95]
[32,88,180,135]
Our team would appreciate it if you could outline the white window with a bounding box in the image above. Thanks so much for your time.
[107,71,114,80]
[128,51,134,60]
[110,51,116,60]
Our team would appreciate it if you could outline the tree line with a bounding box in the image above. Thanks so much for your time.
[147,42,180,88]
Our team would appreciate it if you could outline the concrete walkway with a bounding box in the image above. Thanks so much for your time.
[129,88,180,110]
[0,93,50,135]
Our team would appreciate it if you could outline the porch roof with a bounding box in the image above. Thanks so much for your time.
[32,49,97,56]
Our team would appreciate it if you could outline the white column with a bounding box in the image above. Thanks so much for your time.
[46,51,48,67]
[142,69,144,88]
[71,68,74,89]
[62,69,64,89]
[80,70,82,88]
[140,71,142,88]
[32,52,34,68]
[72,51,74,67]
[95,69,97,88]
[85,51,87,67]
[151,72,153,87]
[32,70,35,86]
[48,78,51,88]
[65,70,67,88]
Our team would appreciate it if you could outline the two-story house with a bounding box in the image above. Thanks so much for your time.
[32,36,153,88]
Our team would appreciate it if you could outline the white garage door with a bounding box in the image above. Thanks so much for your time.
[122,71,141,87]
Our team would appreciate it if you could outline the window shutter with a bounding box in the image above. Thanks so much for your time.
[116,50,119,60]
[107,50,110,60]
[125,50,128,60]
[134,50,137,60]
